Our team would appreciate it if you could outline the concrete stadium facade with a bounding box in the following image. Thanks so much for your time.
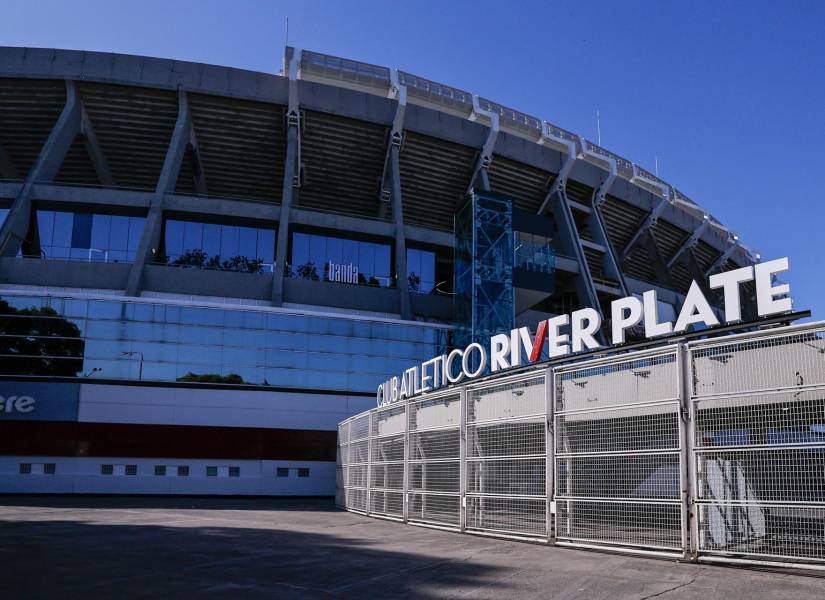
[0,45,758,496]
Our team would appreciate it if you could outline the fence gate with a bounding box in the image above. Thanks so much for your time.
[465,373,548,539]
[407,390,462,529]
[689,323,825,567]
[344,412,370,513]
[554,348,686,555]
[336,420,348,508]
[368,403,406,519]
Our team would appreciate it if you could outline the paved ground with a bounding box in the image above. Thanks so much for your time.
[0,497,822,599]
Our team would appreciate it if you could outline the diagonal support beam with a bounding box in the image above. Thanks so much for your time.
[704,236,739,277]
[188,120,208,196]
[272,47,302,307]
[0,141,20,181]
[464,96,499,197]
[643,229,675,289]
[125,89,193,297]
[383,75,412,320]
[0,79,81,257]
[536,132,603,331]
[582,139,629,296]
[620,167,672,262]
[79,102,115,187]
[666,216,710,269]
[377,71,406,220]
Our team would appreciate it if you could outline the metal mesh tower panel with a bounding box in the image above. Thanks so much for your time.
[554,350,684,552]
[465,374,547,538]
[407,391,462,528]
[368,404,406,518]
[454,193,515,355]
[689,324,825,566]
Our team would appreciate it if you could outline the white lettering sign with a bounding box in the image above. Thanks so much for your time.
[0,396,35,414]
[377,256,794,406]
[328,261,359,284]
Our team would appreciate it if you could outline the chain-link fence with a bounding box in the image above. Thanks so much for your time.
[337,321,825,569]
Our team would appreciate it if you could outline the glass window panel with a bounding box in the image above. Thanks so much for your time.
[202,224,221,260]
[341,239,358,266]
[52,211,73,249]
[36,211,55,248]
[309,235,326,269]
[358,243,374,280]
[88,301,123,320]
[90,214,111,251]
[375,245,390,280]
[164,220,183,258]
[326,237,343,265]
[127,217,144,254]
[182,221,203,254]
[238,226,257,260]
[291,232,309,271]
[257,229,275,265]
[220,225,240,259]
[108,216,129,252]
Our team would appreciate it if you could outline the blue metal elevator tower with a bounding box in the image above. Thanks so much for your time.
[454,193,515,355]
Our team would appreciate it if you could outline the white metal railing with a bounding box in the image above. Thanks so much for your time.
[337,321,825,569]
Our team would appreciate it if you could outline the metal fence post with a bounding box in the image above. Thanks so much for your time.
[677,343,697,561]
[545,366,555,544]
[403,398,410,523]
[459,384,467,533]
[683,343,701,562]
[364,409,375,516]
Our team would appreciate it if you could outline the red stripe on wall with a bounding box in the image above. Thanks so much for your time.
[0,421,337,461]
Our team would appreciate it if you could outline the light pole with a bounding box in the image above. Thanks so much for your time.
[122,351,144,380]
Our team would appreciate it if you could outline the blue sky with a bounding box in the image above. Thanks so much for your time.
[3,1,823,317]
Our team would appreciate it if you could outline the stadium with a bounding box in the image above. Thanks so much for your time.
[0,44,804,511]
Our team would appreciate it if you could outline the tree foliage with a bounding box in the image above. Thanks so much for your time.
[0,300,85,376]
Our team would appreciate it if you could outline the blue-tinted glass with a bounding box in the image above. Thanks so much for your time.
[291,233,309,268]
[182,221,203,254]
[52,211,73,249]
[37,211,55,248]
[238,226,257,259]
[90,214,111,252]
[202,224,221,259]
[70,213,93,249]
[165,220,183,257]
[220,225,240,259]
[341,239,357,266]
[326,237,343,265]
[375,245,390,278]
[128,218,144,254]
[0,208,8,227]
[258,229,275,265]
[108,216,129,252]
[309,234,326,268]
[358,244,375,279]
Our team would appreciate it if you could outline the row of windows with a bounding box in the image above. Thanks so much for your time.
[1,295,445,343]
[0,294,450,391]
[4,206,446,291]
[17,464,312,478]
[162,219,276,272]
[289,231,392,287]
[35,210,145,262]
